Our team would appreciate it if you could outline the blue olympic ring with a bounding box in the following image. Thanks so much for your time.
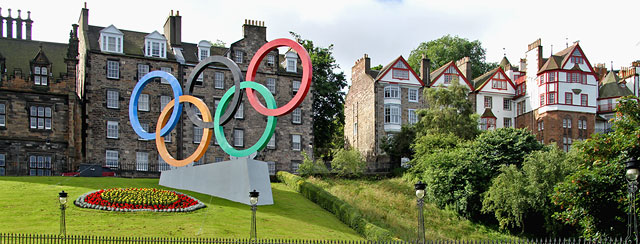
[129,71,183,140]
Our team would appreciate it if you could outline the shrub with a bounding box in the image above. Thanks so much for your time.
[331,148,367,177]
[297,152,330,177]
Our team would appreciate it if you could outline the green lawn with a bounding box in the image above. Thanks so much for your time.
[0,176,363,239]
[306,177,514,241]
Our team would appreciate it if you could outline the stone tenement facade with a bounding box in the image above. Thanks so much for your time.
[0,8,82,176]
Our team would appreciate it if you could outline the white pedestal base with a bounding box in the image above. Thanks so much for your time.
[159,158,274,205]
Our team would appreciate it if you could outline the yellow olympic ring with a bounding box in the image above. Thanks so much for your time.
[156,95,213,167]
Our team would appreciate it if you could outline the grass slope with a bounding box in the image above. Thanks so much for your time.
[0,177,362,239]
[306,177,514,241]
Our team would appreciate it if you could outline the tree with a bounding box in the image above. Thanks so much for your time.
[415,79,479,140]
[371,64,383,71]
[212,39,226,47]
[297,152,329,177]
[331,148,367,177]
[407,35,497,79]
[291,32,348,159]
[379,124,416,168]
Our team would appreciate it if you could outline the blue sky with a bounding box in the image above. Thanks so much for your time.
[6,0,639,83]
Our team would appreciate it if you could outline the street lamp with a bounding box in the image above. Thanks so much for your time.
[249,189,259,241]
[415,181,426,244]
[627,158,639,244]
[58,191,68,236]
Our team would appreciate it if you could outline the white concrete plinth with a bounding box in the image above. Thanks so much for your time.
[159,158,274,205]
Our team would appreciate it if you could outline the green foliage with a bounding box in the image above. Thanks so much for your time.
[331,148,367,177]
[416,79,479,140]
[482,147,574,234]
[472,128,544,172]
[379,124,416,168]
[212,39,226,47]
[371,64,383,71]
[297,152,330,177]
[407,35,497,79]
[291,32,348,160]
[277,172,393,240]
[551,96,640,238]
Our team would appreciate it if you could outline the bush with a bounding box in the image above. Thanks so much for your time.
[297,152,330,177]
[277,171,393,240]
[331,148,367,177]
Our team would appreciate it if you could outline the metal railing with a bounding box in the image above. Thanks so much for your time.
[0,233,629,244]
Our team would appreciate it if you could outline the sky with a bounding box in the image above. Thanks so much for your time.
[5,0,640,84]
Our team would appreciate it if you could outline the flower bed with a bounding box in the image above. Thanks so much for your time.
[74,188,206,212]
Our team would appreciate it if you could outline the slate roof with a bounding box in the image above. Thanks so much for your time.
[599,71,633,98]
[472,67,500,90]
[375,56,401,80]
[86,25,176,60]
[538,43,579,73]
[429,61,454,82]
[481,108,496,118]
[0,37,68,79]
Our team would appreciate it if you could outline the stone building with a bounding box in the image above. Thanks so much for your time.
[0,9,82,176]
[77,6,312,177]
[344,54,425,171]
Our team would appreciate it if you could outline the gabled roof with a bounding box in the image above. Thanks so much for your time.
[499,57,511,70]
[429,61,473,89]
[472,67,516,92]
[375,56,424,86]
[0,38,68,79]
[100,25,123,35]
[145,31,166,40]
[538,42,597,76]
[539,55,563,73]
[598,71,633,99]
[481,108,496,118]
[33,47,51,64]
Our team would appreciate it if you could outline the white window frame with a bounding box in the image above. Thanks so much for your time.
[267,78,276,94]
[267,161,276,175]
[235,102,244,119]
[408,109,417,124]
[384,86,400,99]
[292,108,302,124]
[384,104,401,124]
[504,118,512,128]
[30,106,52,130]
[484,96,493,108]
[0,103,6,127]
[160,95,171,111]
[214,72,224,89]
[107,60,119,79]
[291,161,301,172]
[234,50,244,63]
[193,126,203,143]
[136,152,149,171]
[292,80,301,93]
[107,121,119,139]
[234,129,244,147]
[160,67,172,84]
[267,134,276,149]
[107,90,119,109]
[100,33,123,53]
[292,134,301,151]
[158,155,170,171]
[145,40,166,58]
[503,98,511,111]
[105,150,119,168]
[137,64,149,80]
[138,94,149,111]
[287,59,297,72]
[0,153,5,176]
[267,55,275,66]
[198,48,210,61]
[408,88,419,102]
[34,66,48,85]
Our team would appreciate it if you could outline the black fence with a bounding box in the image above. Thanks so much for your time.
[0,234,630,244]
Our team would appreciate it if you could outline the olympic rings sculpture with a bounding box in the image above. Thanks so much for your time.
[128,38,312,166]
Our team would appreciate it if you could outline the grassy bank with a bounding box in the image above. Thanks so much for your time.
[0,176,362,239]
[306,177,514,241]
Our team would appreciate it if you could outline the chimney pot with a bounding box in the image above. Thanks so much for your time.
[171,10,173,16]
[27,11,31,20]
[176,10,179,16]
[84,2,87,8]
[17,10,20,19]
[7,9,11,18]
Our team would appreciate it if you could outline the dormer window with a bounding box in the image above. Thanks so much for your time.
[33,66,48,85]
[144,31,167,59]
[199,49,209,61]
[99,25,124,53]
[286,51,297,73]
[392,61,409,80]
[197,40,211,61]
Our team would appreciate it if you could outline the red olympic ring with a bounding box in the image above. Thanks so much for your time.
[245,38,312,116]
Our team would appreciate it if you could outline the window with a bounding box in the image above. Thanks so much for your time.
[0,153,4,176]
[578,118,588,130]
[538,120,544,131]
[549,72,556,82]
[107,90,119,109]
[160,67,172,84]
[29,155,52,176]
[106,150,118,168]
[158,155,170,171]
[0,103,5,127]
[214,72,224,89]
[548,93,556,104]
[292,108,302,124]
[384,104,401,124]
[107,121,119,139]
[266,78,276,94]
[480,117,496,130]
[30,106,52,130]
[492,72,507,90]
[234,50,243,63]
[565,92,573,105]
[291,161,301,173]
[137,64,149,80]
[292,80,301,93]
[101,32,123,53]
[193,126,203,143]
[235,102,244,119]
[267,134,276,149]
[107,60,119,79]
[408,109,418,124]
[563,118,572,128]
[136,152,149,171]
[503,99,511,111]
[234,129,244,147]
[408,88,418,102]
[145,40,166,58]
[563,137,572,152]
[581,94,588,106]
[517,101,525,115]
[33,66,48,85]
[195,71,204,86]
[215,157,224,163]
[267,55,275,66]
[199,48,209,61]
[484,96,492,108]
[504,118,512,128]
[160,95,171,111]
[214,99,220,111]
[392,62,409,80]
[138,123,149,140]
[384,86,400,99]
[443,66,457,84]
[540,94,545,106]
[570,50,583,64]
[138,94,149,111]
[292,134,301,151]
[568,73,587,84]
[353,123,358,136]
[267,161,276,175]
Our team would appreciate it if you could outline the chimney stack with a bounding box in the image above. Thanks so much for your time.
[242,19,266,41]
[456,57,472,80]
[420,54,430,84]
[6,8,13,38]
[15,10,22,39]
[164,10,182,47]
[79,3,89,32]
[25,11,32,40]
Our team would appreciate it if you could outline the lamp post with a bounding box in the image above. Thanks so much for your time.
[415,181,426,244]
[627,158,639,244]
[58,191,68,236]
[249,189,259,241]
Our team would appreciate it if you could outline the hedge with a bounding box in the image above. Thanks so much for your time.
[277,171,393,241]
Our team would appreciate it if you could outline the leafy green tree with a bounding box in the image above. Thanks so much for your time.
[212,39,226,47]
[297,152,329,177]
[407,35,497,79]
[380,124,416,168]
[291,32,348,160]
[371,64,383,71]
[472,127,544,172]
[415,79,479,140]
[331,148,367,178]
